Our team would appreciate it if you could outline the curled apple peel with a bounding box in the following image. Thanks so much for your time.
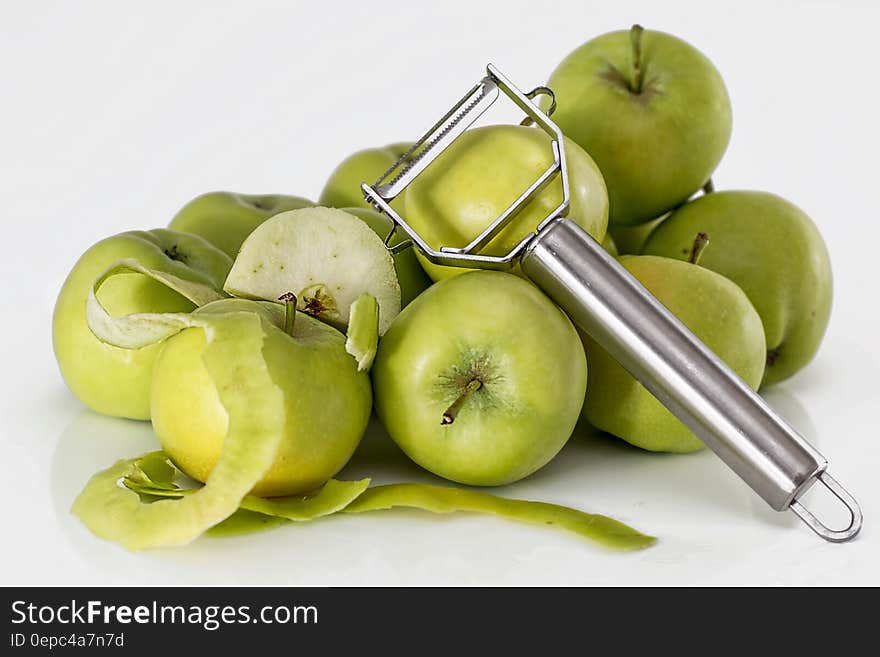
[73,310,286,550]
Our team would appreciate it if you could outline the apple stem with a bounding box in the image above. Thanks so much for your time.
[441,379,483,426]
[629,24,644,93]
[278,292,297,336]
[688,232,710,265]
[702,178,715,195]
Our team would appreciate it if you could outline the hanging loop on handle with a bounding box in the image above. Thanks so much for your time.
[790,472,862,542]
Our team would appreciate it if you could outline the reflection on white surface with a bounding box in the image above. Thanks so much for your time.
[47,387,840,585]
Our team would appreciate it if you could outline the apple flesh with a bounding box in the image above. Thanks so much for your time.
[53,229,232,420]
[319,142,412,211]
[342,207,432,306]
[580,255,766,452]
[404,124,608,281]
[547,25,732,226]
[151,298,372,497]
[169,191,314,258]
[372,270,587,486]
[642,190,832,385]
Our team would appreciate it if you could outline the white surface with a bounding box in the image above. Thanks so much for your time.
[2,0,878,586]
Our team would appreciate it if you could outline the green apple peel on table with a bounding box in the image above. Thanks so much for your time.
[403,124,608,281]
[224,207,401,334]
[117,453,656,550]
[581,255,766,453]
[343,207,432,306]
[372,271,587,486]
[319,142,412,211]
[547,25,731,225]
[53,229,232,420]
[74,299,285,549]
[643,190,832,385]
[169,191,314,258]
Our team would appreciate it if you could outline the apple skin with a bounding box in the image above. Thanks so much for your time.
[581,255,765,453]
[150,298,372,497]
[607,214,667,255]
[601,233,618,256]
[319,142,412,211]
[53,229,232,420]
[168,192,314,258]
[547,27,732,226]
[342,207,432,307]
[642,190,832,385]
[372,270,587,486]
[404,125,608,281]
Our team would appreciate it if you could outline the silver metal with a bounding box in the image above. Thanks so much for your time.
[363,64,863,542]
[522,221,825,509]
[790,472,862,542]
[363,64,569,267]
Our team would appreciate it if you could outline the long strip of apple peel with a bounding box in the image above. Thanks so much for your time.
[345,293,380,371]
[123,467,372,522]
[342,484,657,551]
[72,312,286,550]
[86,258,226,349]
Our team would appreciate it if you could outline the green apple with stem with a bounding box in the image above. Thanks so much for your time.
[319,142,412,211]
[642,190,832,385]
[169,191,314,258]
[404,124,608,281]
[53,229,232,420]
[343,207,431,306]
[372,270,587,486]
[151,297,372,497]
[581,249,766,452]
[547,25,732,226]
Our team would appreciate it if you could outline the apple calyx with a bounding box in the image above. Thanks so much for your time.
[278,292,297,336]
[441,379,483,426]
[688,232,710,265]
[297,283,342,328]
[629,24,645,93]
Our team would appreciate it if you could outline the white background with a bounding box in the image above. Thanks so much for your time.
[2,0,878,585]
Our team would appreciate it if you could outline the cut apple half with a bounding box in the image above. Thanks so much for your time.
[224,207,401,334]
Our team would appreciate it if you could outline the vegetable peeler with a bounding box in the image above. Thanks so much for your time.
[362,64,863,543]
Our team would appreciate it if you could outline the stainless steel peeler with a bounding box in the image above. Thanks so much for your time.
[362,64,862,542]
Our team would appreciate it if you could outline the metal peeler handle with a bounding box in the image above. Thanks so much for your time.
[520,218,862,542]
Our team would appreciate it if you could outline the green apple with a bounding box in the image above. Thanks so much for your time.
[582,254,765,453]
[53,229,232,420]
[607,214,666,255]
[547,25,732,225]
[319,142,412,210]
[601,233,618,256]
[642,190,832,385]
[404,124,608,281]
[342,207,431,306]
[372,270,587,486]
[168,191,314,258]
[151,298,372,497]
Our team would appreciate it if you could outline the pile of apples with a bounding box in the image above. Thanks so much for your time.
[54,25,831,550]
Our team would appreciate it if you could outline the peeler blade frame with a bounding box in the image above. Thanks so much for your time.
[362,64,570,270]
